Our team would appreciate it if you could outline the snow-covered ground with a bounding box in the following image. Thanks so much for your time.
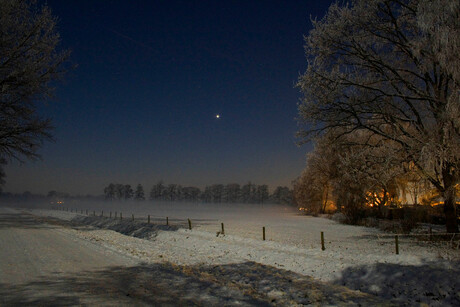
[26,203,460,306]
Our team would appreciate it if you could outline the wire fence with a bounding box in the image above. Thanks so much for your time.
[52,206,460,254]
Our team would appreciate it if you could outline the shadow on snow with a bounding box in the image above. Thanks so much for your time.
[0,262,389,306]
[333,261,460,306]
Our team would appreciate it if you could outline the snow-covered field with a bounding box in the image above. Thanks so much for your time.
[26,203,460,306]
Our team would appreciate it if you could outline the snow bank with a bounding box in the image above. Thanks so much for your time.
[27,207,460,306]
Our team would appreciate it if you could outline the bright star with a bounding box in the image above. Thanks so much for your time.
[216,114,220,119]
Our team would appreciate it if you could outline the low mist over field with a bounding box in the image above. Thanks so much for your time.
[15,200,298,223]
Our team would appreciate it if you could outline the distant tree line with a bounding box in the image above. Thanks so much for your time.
[103,182,293,205]
[103,183,144,201]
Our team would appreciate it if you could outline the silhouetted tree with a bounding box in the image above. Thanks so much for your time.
[0,158,6,192]
[113,184,125,200]
[210,184,224,203]
[240,182,253,203]
[271,186,293,205]
[256,185,269,204]
[224,183,240,203]
[165,184,178,201]
[175,184,184,201]
[104,183,116,200]
[134,184,145,201]
[182,186,201,202]
[150,181,165,200]
[0,0,70,163]
[123,184,133,200]
[201,186,212,203]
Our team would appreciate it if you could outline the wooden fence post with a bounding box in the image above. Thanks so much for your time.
[166,217,169,226]
[395,235,399,255]
[321,232,325,251]
[188,218,192,230]
[221,223,225,235]
[263,227,266,241]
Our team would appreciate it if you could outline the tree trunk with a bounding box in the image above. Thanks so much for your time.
[378,188,388,218]
[322,184,329,214]
[443,187,458,233]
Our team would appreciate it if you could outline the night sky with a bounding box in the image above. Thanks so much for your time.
[5,0,333,195]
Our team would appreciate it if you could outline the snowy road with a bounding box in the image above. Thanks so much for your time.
[0,207,145,305]
[0,208,267,306]
[0,207,391,306]
[0,208,137,282]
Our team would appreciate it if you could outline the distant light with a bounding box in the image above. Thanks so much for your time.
[216,114,220,119]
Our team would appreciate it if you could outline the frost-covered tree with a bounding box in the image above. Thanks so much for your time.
[332,150,370,223]
[398,164,431,205]
[298,0,460,232]
[134,184,145,201]
[0,0,69,163]
[334,140,403,219]
[294,134,340,214]
[294,167,329,214]
[342,131,405,215]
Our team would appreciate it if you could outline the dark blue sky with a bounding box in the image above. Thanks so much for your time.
[5,0,333,195]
